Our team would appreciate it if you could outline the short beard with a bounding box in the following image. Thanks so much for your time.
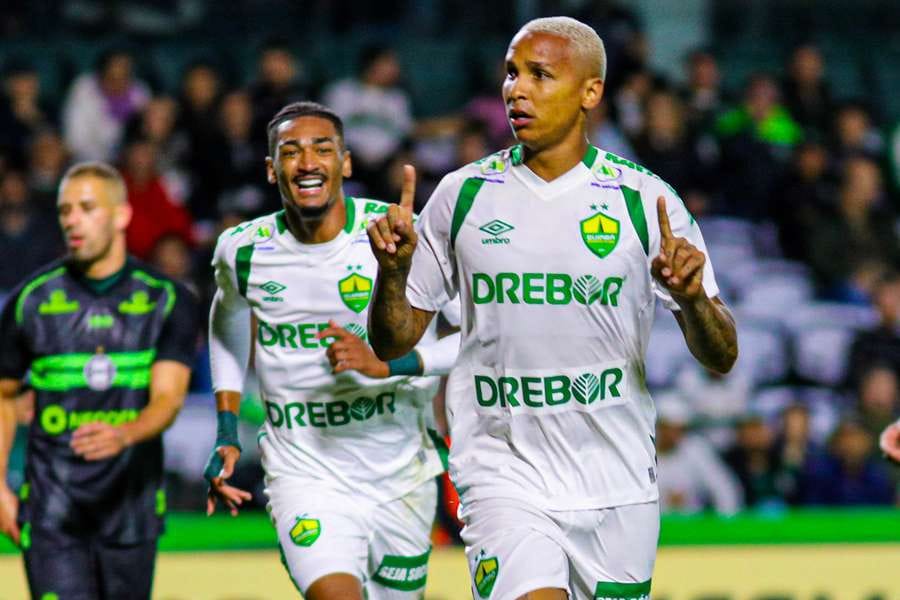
[295,200,334,220]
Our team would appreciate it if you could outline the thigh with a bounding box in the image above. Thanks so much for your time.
[23,526,98,600]
[564,502,659,600]
[94,538,158,600]
[461,499,570,600]
[367,480,438,600]
[266,480,369,595]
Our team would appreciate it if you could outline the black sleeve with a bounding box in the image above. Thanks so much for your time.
[0,291,30,380]
[154,282,200,366]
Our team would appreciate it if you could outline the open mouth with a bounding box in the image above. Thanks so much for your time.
[508,108,534,128]
[293,175,326,197]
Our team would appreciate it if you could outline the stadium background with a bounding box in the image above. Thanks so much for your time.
[1,0,900,597]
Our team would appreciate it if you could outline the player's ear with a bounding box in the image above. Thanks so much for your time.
[115,200,133,231]
[341,147,352,178]
[581,78,604,111]
[265,156,276,184]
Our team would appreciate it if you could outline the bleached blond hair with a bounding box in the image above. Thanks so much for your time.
[517,16,606,81]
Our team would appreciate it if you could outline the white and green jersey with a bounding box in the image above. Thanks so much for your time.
[407,145,720,510]
[210,198,451,503]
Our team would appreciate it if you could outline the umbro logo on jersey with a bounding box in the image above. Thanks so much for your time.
[260,280,286,302]
[479,220,514,245]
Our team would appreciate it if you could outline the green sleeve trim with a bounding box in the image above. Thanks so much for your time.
[620,185,649,256]
[343,196,356,233]
[235,244,255,297]
[426,428,450,471]
[450,177,486,250]
[275,210,287,234]
[132,270,176,317]
[594,579,651,599]
[387,351,422,376]
[581,145,599,168]
[15,267,67,325]
[372,548,432,590]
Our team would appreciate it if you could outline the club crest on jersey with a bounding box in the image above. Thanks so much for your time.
[474,552,499,598]
[580,210,620,259]
[338,273,373,313]
[84,348,116,391]
[290,516,321,547]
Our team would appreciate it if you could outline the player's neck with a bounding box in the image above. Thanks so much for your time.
[522,125,590,182]
[285,195,347,244]
[82,239,127,279]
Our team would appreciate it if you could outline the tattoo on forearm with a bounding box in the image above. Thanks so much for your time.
[677,298,738,373]
[370,269,419,360]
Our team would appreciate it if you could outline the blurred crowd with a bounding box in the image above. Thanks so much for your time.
[1,1,899,525]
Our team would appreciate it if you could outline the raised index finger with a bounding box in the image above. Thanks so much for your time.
[399,164,416,212]
[657,196,673,243]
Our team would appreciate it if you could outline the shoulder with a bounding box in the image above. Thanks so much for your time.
[5,259,70,322]
[430,145,522,201]
[213,212,281,262]
[127,260,194,300]
[596,149,678,198]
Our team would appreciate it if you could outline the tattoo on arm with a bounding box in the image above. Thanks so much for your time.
[369,269,434,360]
[673,297,738,373]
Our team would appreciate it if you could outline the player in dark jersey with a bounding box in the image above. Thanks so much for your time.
[0,162,198,600]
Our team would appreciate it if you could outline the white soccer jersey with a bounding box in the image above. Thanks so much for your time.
[407,145,720,510]
[211,198,453,503]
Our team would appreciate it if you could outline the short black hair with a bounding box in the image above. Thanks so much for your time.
[358,43,394,76]
[266,101,344,156]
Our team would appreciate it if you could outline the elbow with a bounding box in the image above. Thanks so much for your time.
[708,343,738,375]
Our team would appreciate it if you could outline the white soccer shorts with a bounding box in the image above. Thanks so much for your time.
[460,498,658,600]
[266,477,437,598]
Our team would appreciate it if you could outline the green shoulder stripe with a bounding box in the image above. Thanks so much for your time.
[343,196,356,233]
[581,145,599,168]
[620,186,649,256]
[16,267,67,325]
[450,177,486,250]
[132,270,176,317]
[235,244,254,297]
[275,211,287,234]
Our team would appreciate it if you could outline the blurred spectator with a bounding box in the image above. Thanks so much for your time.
[214,91,270,220]
[323,44,414,192]
[62,48,150,162]
[249,39,309,146]
[715,74,803,218]
[26,128,69,217]
[612,68,655,139]
[846,271,900,387]
[805,419,895,505]
[680,49,725,131]
[673,365,751,450]
[177,61,224,221]
[125,96,190,199]
[654,394,743,514]
[587,102,636,162]
[633,90,714,215]
[772,140,833,261]
[455,119,491,168]
[723,415,783,508]
[0,170,64,291]
[831,102,883,168]
[121,137,193,260]
[0,58,53,164]
[149,234,196,293]
[806,157,899,300]
[854,367,900,442]
[782,45,834,136]
[772,404,825,506]
[462,59,512,149]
